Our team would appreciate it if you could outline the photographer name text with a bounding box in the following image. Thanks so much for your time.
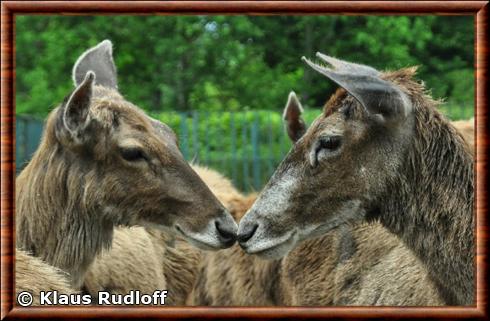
[17,290,168,306]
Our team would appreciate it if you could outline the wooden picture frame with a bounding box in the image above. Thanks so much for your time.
[1,1,487,319]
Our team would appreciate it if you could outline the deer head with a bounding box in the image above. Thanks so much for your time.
[238,53,415,259]
[52,40,237,250]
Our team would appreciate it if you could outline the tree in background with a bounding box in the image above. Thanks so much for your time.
[15,15,475,191]
[16,15,473,116]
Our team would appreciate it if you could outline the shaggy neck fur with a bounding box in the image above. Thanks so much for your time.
[376,89,474,305]
[16,108,115,289]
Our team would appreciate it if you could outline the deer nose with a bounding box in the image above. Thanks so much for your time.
[215,216,237,246]
[237,223,258,244]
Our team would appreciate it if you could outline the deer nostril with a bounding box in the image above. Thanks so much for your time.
[215,220,237,243]
[237,223,258,243]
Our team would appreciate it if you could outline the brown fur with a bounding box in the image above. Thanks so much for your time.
[16,41,236,290]
[81,165,224,306]
[85,124,469,307]
[83,227,200,305]
[451,118,474,155]
[283,223,443,305]
[382,93,473,305]
[15,85,206,288]
[239,60,474,305]
[376,68,474,305]
[83,228,167,300]
[160,237,201,304]
[188,166,278,306]
[16,250,76,306]
[190,167,442,306]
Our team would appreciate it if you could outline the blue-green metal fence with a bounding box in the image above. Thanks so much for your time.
[15,112,294,192]
[15,105,473,192]
[156,110,295,192]
[16,115,44,174]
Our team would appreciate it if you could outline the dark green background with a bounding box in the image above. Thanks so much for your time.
[15,15,474,191]
[16,15,473,116]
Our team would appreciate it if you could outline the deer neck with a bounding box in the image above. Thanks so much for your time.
[16,146,115,289]
[376,109,474,305]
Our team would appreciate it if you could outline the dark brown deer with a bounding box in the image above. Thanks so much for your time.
[238,54,474,305]
[190,95,442,306]
[16,40,237,289]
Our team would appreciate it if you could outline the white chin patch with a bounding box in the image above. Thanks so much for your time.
[244,199,363,260]
[175,220,224,251]
[245,229,299,260]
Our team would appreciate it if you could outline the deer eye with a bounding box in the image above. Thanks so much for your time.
[318,136,342,152]
[120,147,147,162]
[310,135,343,168]
[341,106,352,119]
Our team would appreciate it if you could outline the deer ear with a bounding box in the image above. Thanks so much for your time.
[61,71,95,143]
[73,40,117,89]
[303,53,412,124]
[283,91,306,142]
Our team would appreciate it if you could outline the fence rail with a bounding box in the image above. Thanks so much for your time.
[15,105,473,192]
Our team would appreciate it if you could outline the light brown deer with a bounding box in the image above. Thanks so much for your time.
[16,250,77,306]
[238,54,474,305]
[83,165,249,306]
[451,118,474,154]
[82,96,468,306]
[83,226,200,305]
[16,40,237,289]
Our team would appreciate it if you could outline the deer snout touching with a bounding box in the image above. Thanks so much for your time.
[175,208,238,251]
[237,222,258,244]
[214,212,238,246]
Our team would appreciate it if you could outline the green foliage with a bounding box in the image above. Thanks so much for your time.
[148,109,320,191]
[15,15,474,190]
[151,103,468,165]
[16,15,473,117]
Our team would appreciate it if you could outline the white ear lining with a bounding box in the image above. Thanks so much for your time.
[283,91,304,120]
[63,71,95,136]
